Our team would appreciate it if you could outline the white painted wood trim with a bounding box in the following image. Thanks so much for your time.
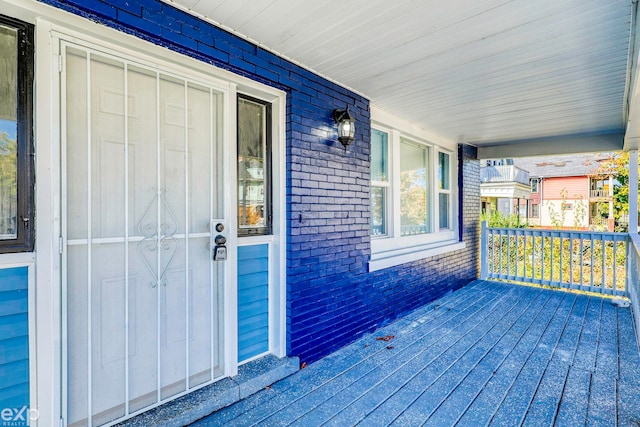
[369,241,466,272]
[371,104,457,151]
[34,17,60,427]
[629,150,638,234]
[224,83,239,378]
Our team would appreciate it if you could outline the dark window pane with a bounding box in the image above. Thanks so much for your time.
[371,186,386,236]
[371,129,388,182]
[237,96,271,235]
[438,152,449,190]
[439,193,449,229]
[0,25,18,239]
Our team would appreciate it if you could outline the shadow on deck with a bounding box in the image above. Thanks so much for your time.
[193,280,640,426]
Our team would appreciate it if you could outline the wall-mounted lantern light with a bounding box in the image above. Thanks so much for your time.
[333,107,356,150]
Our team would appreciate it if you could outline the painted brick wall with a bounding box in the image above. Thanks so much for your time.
[288,144,480,363]
[37,0,480,364]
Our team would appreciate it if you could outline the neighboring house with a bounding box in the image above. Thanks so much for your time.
[514,154,616,231]
[480,159,530,219]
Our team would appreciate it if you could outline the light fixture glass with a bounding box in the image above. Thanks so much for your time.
[333,107,356,149]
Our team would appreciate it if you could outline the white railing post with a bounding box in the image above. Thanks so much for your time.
[480,220,488,280]
[628,235,640,337]
[629,149,638,234]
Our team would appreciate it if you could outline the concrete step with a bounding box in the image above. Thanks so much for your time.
[116,354,299,427]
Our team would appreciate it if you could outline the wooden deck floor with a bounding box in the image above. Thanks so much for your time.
[192,281,640,426]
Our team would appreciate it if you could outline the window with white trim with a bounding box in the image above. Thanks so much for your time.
[438,151,451,230]
[399,137,431,235]
[0,15,34,253]
[531,178,539,193]
[371,129,388,236]
[369,119,462,271]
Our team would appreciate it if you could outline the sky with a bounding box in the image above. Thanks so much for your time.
[0,119,16,140]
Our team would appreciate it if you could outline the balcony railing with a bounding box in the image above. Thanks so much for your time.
[480,165,530,185]
[480,222,628,296]
[590,189,609,198]
[629,234,640,339]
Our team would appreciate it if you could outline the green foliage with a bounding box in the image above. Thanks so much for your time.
[547,187,587,230]
[480,210,527,228]
[595,151,640,232]
[400,170,427,226]
[573,198,586,229]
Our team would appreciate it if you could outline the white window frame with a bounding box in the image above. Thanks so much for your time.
[437,150,452,231]
[531,178,539,193]
[370,126,391,237]
[369,106,464,272]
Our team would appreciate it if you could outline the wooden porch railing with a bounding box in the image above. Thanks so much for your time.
[590,189,609,198]
[629,234,640,339]
[480,221,628,296]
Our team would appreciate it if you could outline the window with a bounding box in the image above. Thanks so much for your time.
[0,16,33,253]
[531,204,539,218]
[369,111,462,271]
[531,178,539,193]
[438,152,451,230]
[371,129,388,236]
[237,94,271,236]
[518,203,527,218]
[400,138,430,235]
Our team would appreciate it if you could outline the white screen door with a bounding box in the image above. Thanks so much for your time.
[62,43,226,427]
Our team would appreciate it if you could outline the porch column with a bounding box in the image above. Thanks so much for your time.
[609,175,615,231]
[630,150,639,234]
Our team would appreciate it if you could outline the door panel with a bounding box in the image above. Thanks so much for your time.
[64,43,226,426]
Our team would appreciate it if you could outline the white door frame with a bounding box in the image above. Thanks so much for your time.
[27,9,286,427]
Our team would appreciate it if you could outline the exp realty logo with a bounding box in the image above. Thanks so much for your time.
[1,407,38,426]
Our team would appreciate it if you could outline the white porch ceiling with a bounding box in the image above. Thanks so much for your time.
[166,0,634,156]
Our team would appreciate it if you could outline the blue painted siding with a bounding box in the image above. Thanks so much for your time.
[238,245,269,362]
[35,0,481,365]
[0,267,29,414]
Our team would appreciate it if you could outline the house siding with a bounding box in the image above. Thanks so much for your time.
[37,0,480,365]
[535,177,590,229]
[0,267,29,415]
[543,176,589,200]
[238,244,269,362]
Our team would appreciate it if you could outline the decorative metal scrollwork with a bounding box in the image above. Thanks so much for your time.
[137,188,179,287]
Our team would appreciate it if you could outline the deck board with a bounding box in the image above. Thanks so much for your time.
[192,281,640,427]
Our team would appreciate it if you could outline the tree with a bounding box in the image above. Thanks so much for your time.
[400,170,427,228]
[594,152,640,231]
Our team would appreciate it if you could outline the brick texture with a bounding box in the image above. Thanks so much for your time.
[39,0,481,364]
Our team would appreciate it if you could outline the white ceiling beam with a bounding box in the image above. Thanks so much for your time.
[478,133,625,159]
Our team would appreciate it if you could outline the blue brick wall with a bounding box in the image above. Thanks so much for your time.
[37,0,480,365]
[0,267,29,419]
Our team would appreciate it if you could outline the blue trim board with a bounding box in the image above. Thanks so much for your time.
[0,267,29,421]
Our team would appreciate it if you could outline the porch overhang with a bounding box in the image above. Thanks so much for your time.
[480,183,531,200]
[167,0,635,158]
